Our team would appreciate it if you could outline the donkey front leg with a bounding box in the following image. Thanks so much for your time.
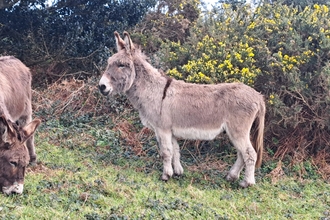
[172,137,184,176]
[155,129,174,181]
[25,135,36,163]
[17,115,37,164]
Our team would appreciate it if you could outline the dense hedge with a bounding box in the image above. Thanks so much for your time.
[155,3,330,162]
[0,0,157,85]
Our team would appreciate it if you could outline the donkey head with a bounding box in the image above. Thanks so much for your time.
[0,115,40,195]
[99,31,136,96]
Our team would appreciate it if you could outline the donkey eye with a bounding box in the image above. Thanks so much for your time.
[118,63,126,68]
[4,142,11,149]
[10,161,18,167]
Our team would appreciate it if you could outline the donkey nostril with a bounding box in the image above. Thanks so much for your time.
[99,84,106,92]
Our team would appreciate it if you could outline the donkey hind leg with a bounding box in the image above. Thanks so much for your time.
[226,151,244,182]
[17,115,37,164]
[229,137,257,188]
[156,130,174,181]
[172,137,184,176]
[240,141,257,188]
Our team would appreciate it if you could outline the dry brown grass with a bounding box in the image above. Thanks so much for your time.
[266,161,285,184]
[312,150,330,181]
[32,77,110,120]
[115,120,144,156]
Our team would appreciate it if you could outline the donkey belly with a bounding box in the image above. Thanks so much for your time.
[172,125,225,140]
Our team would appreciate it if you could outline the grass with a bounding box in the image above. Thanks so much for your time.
[1,114,329,220]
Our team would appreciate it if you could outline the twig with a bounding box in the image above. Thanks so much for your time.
[57,82,85,114]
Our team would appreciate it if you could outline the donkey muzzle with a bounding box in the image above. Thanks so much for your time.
[98,84,110,96]
[2,182,24,195]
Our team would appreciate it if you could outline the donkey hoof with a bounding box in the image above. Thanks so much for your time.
[29,161,37,167]
[161,174,170,182]
[226,174,238,182]
[29,156,37,166]
[239,180,255,188]
[174,166,184,176]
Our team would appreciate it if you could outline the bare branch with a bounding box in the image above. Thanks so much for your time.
[0,0,20,9]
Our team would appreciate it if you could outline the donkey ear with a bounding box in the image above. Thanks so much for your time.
[0,116,8,142]
[0,115,15,140]
[21,119,41,143]
[123,31,135,52]
[114,31,126,51]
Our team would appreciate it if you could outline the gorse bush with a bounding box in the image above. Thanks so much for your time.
[164,35,259,85]
[160,3,261,85]
[156,3,330,171]
[247,3,330,162]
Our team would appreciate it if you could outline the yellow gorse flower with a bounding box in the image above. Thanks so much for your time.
[163,2,328,87]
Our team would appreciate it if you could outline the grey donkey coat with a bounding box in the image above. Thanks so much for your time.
[0,56,38,163]
[0,56,41,194]
[99,32,266,187]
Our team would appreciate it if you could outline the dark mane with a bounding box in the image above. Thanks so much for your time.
[161,71,173,100]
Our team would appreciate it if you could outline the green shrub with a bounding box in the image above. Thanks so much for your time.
[249,3,330,160]
[131,0,200,54]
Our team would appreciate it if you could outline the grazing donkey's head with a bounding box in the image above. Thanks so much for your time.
[0,115,40,195]
[99,31,137,96]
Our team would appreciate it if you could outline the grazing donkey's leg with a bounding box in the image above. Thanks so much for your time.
[155,129,174,181]
[172,137,184,176]
[17,114,36,164]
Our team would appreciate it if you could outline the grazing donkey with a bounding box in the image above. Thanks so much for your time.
[99,32,266,187]
[0,115,40,194]
[0,56,41,194]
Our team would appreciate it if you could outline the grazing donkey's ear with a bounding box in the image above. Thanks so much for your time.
[20,119,41,143]
[123,31,135,53]
[114,31,126,51]
[0,115,15,145]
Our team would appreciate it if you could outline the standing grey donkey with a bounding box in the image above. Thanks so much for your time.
[99,31,266,188]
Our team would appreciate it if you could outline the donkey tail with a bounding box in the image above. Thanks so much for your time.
[253,100,266,168]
